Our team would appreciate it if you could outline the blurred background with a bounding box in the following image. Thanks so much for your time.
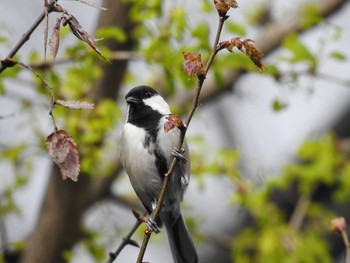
[1,0,350,262]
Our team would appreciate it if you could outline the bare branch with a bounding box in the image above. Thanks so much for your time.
[136,12,230,263]
[105,210,147,263]
[16,61,57,131]
[75,0,107,11]
[0,0,59,74]
[169,0,348,109]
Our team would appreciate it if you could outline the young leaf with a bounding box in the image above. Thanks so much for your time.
[214,0,238,16]
[282,33,317,68]
[182,52,205,78]
[218,37,264,71]
[226,21,246,36]
[242,39,264,71]
[272,99,287,111]
[46,130,80,182]
[164,115,184,132]
[56,99,95,110]
[330,51,346,61]
[330,217,346,233]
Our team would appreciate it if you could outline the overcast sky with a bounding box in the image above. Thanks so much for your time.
[1,1,350,262]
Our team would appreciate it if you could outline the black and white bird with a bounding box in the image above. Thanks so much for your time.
[119,85,198,263]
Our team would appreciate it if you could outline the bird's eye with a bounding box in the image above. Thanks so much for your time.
[145,92,152,98]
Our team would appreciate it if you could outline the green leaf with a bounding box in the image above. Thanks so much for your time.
[0,36,7,43]
[272,99,287,111]
[300,3,323,29]
[96,26,127,43]
[226,21,246,36]
[191,22,210,50]
[170,7,187,39]
[2,144,26,162]
[282,33,317,69]
[201,0,213,13]
[330,51,346,61]
[0,82,5,94]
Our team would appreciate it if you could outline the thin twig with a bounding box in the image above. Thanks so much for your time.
[105,211,147,263]
[0,0,58,74]
[27,51,140,69]
[136,15,228,263]
[17,62,58,131]
[341,230,350,263]
[288,194,311,231]
[0,113,15,120]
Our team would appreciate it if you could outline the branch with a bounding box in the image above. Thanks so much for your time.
[341,229,350,263]
[331,217,350,263]
[169,0,348,109]
[16,61,58,131]
[105,210,147,263]
[288,194,311,231]
[0,0,59,74]
[27,51,140,70]
[136,14,229,263]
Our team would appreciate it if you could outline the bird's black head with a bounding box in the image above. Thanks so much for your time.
[125,85,159,104]
[125,85,171,129]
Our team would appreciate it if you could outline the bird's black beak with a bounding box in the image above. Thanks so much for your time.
[126,96,141,104]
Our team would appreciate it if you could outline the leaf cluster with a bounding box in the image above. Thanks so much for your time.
[231,134,350,262]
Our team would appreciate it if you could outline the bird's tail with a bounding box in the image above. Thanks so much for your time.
[165,213,198,263]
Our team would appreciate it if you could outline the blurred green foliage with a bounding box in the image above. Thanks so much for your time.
[230,134,350,262]
[0,0,349,262]
[191,133,350,262]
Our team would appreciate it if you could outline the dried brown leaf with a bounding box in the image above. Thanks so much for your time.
[76,29,106,58]
[46,130,80,182]
[44,0,49,60]
[64,14,109,62]
[56,99,95,110]
[49,18,61,59]
[64,15,83,40]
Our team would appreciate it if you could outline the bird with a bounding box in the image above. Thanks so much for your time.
[119,85,198,263]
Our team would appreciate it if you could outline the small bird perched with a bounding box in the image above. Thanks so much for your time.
[119,85,198,263]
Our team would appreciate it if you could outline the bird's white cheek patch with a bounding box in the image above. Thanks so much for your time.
[143,95,171,115]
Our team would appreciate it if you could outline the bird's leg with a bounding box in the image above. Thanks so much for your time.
[146,217,161,234]
[171,147,187,163]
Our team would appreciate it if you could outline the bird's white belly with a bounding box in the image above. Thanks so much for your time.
[119,123,162,200]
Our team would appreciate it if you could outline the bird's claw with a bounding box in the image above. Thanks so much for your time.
[146,218,161,234]
[171,148,187,163]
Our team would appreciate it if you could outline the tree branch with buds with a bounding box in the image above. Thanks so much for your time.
[0,0,108,182]
[134,1,264,262]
